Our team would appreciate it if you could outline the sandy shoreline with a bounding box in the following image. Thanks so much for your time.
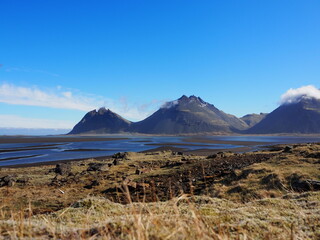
[183,137,271,146]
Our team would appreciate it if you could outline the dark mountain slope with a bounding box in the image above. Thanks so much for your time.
[68,107,131,134]
[130,95,248,134]
[247,97,320,134]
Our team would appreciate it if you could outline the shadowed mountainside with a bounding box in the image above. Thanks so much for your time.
[69,95,249,135]
[69,107,131,134]
[247,97,320,134]
[69,95,320,135]
[130,95,248,134]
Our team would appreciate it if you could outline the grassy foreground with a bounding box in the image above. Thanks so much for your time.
[1,143,320,239]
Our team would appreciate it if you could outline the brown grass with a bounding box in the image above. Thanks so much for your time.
[1,143,320,239]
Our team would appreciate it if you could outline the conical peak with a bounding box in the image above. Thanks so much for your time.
[97,107,108,114]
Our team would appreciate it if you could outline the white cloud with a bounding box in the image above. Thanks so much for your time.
[280,85,320,105]
[62,91,72,98]
[0,83,101,111]
[0,83,162,122]
[0,114,74,129]
[161,100,178,109]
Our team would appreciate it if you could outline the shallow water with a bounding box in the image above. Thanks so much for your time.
[0,136,319,167]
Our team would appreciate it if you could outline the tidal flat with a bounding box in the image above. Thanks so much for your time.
[1,135,320,167]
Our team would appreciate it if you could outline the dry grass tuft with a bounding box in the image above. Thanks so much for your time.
[1,192,319,239]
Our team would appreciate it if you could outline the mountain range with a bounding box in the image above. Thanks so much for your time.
[69,95,320,135]
[247,97,320,134]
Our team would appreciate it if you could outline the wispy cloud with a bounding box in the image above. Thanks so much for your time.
[4,66,60,77]
[0,83,102,111]
[0,83,162,121]
[0,114,74,129]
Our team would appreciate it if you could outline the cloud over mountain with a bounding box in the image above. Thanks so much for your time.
[280,85,320,105]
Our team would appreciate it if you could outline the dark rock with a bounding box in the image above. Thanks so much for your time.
[261,173,283,189]
[87,163,109,171]
[207,154,217,159]
[227,186,244,194]
[306,152,320,159]
[55,163,72,175]
[288,173,320,191]
[113,152,126,159]
[50,175,66,186]
[84,180,100,189]
[16,177,30,185]
[161,161,183,168]
[217,152,225,158]
[113,159,119,166]
[283,146,293,153]
[135,169,143,175]
[222,170,238,184]
[268,146,284,152]
[0,175,17,187]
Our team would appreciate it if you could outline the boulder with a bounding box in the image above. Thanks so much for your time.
[54,163,72,175]
[261,173,283,189]
[288,174,320,191]
[84,180,100,189]
[283,146,293,153]
[207,154,217,159]
[112,152,126,159]
[0,175,17,187]
[87,163,109,171]
[306,152,320,159]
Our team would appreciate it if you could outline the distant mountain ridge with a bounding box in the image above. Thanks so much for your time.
[69,95,320,135]
[69,95,249,135]
[241,113,268,127]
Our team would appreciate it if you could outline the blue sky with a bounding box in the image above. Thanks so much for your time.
[0,1,320,130]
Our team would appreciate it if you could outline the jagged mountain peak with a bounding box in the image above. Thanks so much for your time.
[163,95,210,109]
[178,95,205,103]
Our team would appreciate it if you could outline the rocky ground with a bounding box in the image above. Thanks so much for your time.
[0,143,320,239]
